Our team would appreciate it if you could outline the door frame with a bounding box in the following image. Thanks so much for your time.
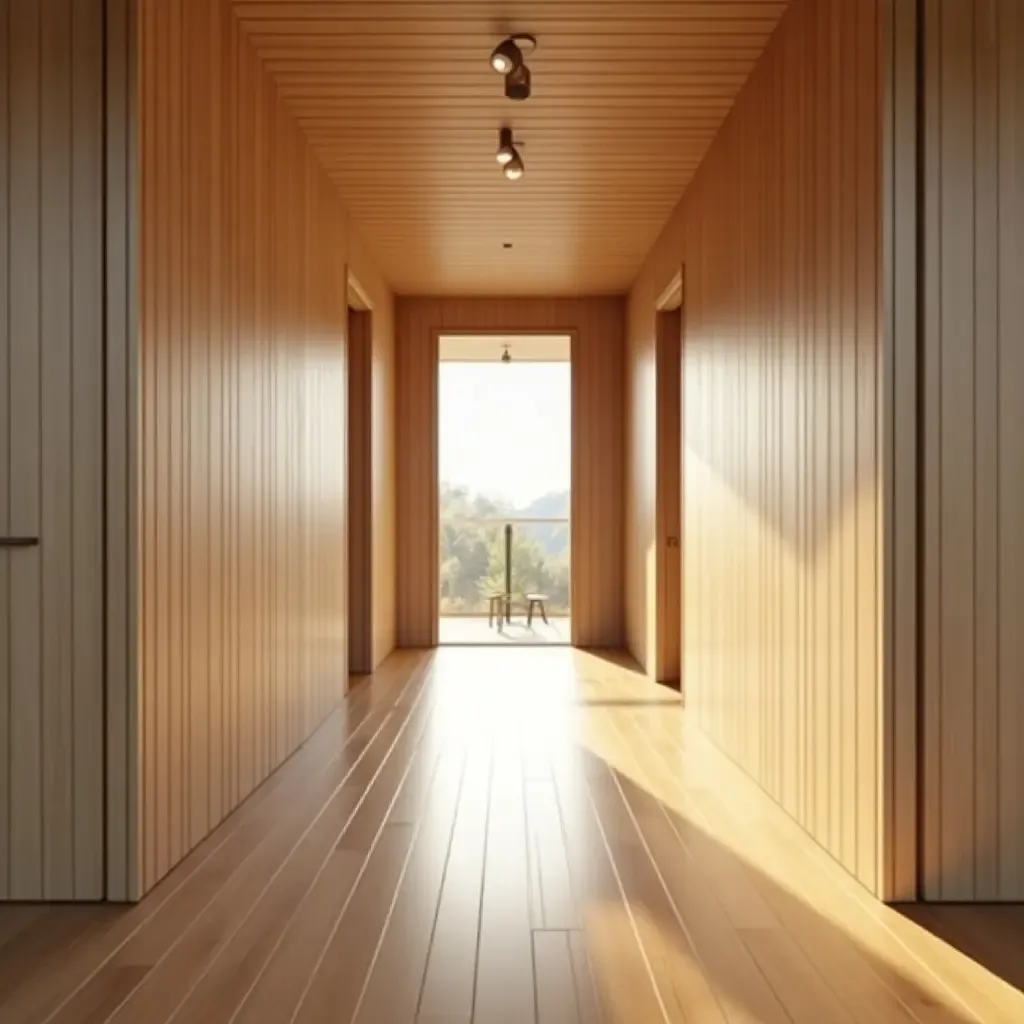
[346,271,374,677]
[653,268,684,686]
[430,328,578,646]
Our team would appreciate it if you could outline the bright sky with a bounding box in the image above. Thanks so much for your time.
[439,361,571,508]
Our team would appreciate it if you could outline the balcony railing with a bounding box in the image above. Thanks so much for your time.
[439,516,570,617]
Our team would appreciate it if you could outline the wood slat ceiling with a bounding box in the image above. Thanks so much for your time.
[232,0,790,294]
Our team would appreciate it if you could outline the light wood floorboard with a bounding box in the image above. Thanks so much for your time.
[0,647,1022,1023]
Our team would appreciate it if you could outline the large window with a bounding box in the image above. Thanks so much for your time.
[438,347,571,630]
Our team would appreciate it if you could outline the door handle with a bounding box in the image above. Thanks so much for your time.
[0,537,39,548]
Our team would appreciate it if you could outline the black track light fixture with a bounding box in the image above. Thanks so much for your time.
[504,63,532,101]
[503,152,525,181]
[495,128,525,180]
[489,34,536,100]
[489,34,536,75]
[495,127,517,166]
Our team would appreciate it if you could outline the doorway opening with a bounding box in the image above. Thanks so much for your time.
[347,277,373,683]
[438,334,571,646]
[654,270,683,687]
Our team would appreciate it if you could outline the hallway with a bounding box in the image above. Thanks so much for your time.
[0,649,1021,1024]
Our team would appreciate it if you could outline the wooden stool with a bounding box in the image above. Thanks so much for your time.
[526,593,549,626]
[487,592,509,627]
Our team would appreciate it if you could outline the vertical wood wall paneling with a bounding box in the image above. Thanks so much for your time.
[880,0,920,903]
[105,0,140,901]
[343,242,396,673]
[627,0,884,894]
[0,0,106,900]
[369,287,397,669]
[394,302,437,648]
[655,309,682,684]
[395,298,626,649]
[348,305,373,675]
[138,0,355,895]
[628,297,683,683]
[71,0,106,899]
[8,0,43,904]
[0,0,9,902]
[624,303,657,675]
[369,293,397,669]
[996,0,1024,903]
[921,0,1024,902]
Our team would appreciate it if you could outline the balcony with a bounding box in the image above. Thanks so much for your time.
[438,515,570,645]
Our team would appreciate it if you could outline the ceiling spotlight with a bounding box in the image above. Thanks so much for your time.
[495,127,517,165]
[504,63,532,101]
[503,153,525,181]
[490,38,521,74]
[489,34,536,75]
[495,127,525,179]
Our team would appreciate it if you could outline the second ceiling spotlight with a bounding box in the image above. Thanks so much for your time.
[489,33,536,101]
[495,127,525,181]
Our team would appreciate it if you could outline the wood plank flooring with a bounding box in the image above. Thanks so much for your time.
[1,647,1023,1023]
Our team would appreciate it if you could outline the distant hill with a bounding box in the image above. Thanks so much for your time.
[440,484,571,559]
[516,490,570,557]
[517,490,570,520]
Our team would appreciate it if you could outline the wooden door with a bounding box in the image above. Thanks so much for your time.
[655,308,682,684]
[0,0,106,901]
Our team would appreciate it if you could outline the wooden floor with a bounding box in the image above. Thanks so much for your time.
[1,648,1023,1024]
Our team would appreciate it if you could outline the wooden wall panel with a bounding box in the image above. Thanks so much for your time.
[920,0,1024,902]
[880,0,919,905]
[369,297,397,669]
[0,0,106,901]
[625,309,657,672]
[138,0,397,894]
[628,0,884,893]
[349,234,398,671]
[626,306,682,683]
[396,297,625,649]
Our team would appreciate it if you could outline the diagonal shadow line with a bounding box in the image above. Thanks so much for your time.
[571,742,1013,1024]
[896,904,1024,996]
